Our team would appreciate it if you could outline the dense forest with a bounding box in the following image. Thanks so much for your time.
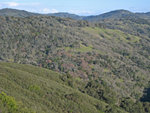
[0,8,150,113]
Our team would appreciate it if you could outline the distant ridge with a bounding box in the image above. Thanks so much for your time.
[0,8,150,21]
[83,9,135,21]
[47,12,83,20]
[136,12,150,19]
[0,8,40,17]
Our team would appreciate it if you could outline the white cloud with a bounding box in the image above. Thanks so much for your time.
[41,8,58,14]
[51,9,58,13]
[4,2,19,7]
[0,2,40,8]
[42,8,51,13]
[70,10,92,15]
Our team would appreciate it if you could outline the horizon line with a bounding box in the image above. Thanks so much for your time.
[0,8,150,16]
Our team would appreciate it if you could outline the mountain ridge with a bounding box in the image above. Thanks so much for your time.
[0,8,40,17]
[0,8,150,21]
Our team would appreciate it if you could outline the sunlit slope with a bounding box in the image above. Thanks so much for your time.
[0,62,127,113]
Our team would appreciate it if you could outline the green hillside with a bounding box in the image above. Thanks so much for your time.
[0,16,150,100]
[0,62,128,113]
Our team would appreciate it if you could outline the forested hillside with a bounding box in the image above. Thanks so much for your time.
[0,9,150,113]
[0,62,150,113]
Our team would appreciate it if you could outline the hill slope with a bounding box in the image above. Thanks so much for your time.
[0,62,128,113]
[0,16,150,100]
[0,8,39,17]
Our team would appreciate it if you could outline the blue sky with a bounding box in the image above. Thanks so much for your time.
[0,0,150,15]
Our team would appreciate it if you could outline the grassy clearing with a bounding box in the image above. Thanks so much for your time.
[63,43,93,53]
[83,27,140,43]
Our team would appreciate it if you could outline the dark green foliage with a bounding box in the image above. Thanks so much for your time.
[120,97,150,113]
[141,82,150,102]
[83,80,117,104]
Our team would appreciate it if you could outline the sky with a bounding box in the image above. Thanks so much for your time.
[0,0,150,16]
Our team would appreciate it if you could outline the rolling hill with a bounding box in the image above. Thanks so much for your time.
[0,8,150,113]
[0,8,40,17]
[83,10,135,21]
[1,8,150,21]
